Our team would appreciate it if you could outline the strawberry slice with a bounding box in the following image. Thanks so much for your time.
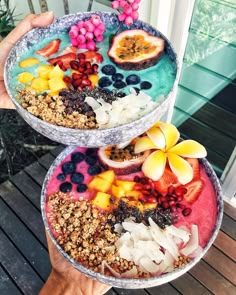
[48,53,77,69]
[61,46,78,55]
[83,50,103,63]
[154,168,178,196]
[182,179,203,204]
[186,158,200,179]
[36,39,61,58]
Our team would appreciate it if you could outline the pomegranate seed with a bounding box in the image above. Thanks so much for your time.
[72,73,82,80]
[176,196,183,202]
[134,176,140,182]
[168,185,175,194]
[169,200,175,206]
[159,196,167,203]
[81,79,92,86]
[63,76,72,84]
[77,53,86,59]
[85,61,91,69]
[73,79,82,87]
[77,86,83,92]
[70,60,80,70]
[162,201,169,209]
[168,196,176,201]
[170,205,177,212]
[146,196,157,203]
[82,74,88,80]
[143,184,151,190]
[182,208,192,216]
[78,66,85,73]
[84,68,93,75]
[175,187,186,197]
[139,194,147,202]
[92,63,99,72]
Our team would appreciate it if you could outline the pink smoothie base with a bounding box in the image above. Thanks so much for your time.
[45,147,217,248]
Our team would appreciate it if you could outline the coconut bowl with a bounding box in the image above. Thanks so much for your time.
[4,12,178,147]
[41,146,223,289]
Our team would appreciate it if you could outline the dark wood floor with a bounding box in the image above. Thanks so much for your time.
[0,145,235,295]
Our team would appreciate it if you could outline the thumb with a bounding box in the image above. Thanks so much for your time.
[4,11,55,45]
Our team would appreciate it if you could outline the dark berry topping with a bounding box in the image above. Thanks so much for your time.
[85,148,97,156]
[116,91,126,98]
[98,76,112,88]
[57,173,66,181]
[71,152,85,163]
[101,64,116,75]
[133,87,140,94]
[140,81,152,89]
[85,155,97,165]
[113,80,126,89]
[70,172,84,184]
[60,182,72,193]
[62,161,76,175]
[112,73,124,81]
[77,183,88,193]
[88,165,102,176]
[126,74,141,85]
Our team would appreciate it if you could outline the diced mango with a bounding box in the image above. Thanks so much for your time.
[137,201,144,213]
[17,72,34,84]
[89,74,99,87]
[88,176,111,193]
[31,77,49,92]
[49,65,64,79]
[98,170,115,184]
[92,192,112,211]
[48,77,67,92]
[115,180,136,191]
[37,64,53,79]
[111,185,125,198]
[125,190,141,200]
[19,57,40,68]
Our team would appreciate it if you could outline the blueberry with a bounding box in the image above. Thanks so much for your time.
[77,183,88,193]
[101,64,116,75]
[71,152,85,163]
[140,81,152,89]
[126,74,141,85]
[98,76,112,88]
[85,148,97,156]
[117,92,126,97]
[60,182,72,193]
[112,73,124,81]
[57,173,66,181]
[113,80,126,89]
[62,161,76,175]
[88,165,102,176]
[85,155,97,165]
[70,172,84,184]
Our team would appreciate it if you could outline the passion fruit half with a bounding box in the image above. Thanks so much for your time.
[108,29,165,70]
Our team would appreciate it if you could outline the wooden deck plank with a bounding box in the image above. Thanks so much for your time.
[50,144,66,157]
[170,272,212,295]
[113,288,148,294]
[0,229,44,295]
[203,245,236,285]
[214,230,236,261]
[25,162,48,186]
[0,198,50,280]
[10,170,42,211]
[189,259,236,295]
[38,152,56,170]
[146,283,181,295]
[221,213,236,240]
[0,265,22,295]
[0,181,47,247]
[224,201,236,221]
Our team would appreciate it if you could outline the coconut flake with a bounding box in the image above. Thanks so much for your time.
[101,261,121,278]
[181,224,199,256]
[166,225,190,245]
[121,266,138,278]
[139,257,160,274]
[85,96,101,110]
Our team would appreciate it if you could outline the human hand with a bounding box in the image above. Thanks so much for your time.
[0,11,54,109]
[39,232,111,295]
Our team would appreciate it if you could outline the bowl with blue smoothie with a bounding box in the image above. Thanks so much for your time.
[4,12,178,147]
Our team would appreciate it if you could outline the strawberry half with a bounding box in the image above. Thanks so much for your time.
[83,50,103,63]
[182,179,203,204]
[36,39,61,58]
[154,168,178,196]
[48,53,77,69]
[186,158,200,179]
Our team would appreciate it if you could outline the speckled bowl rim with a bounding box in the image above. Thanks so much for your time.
[41,146,224,289]
[4,12,179,147]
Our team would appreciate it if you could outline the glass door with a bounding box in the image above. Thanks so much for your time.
[171,0,236,204]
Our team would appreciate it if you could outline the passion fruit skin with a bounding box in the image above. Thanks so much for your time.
[108,29,165,71]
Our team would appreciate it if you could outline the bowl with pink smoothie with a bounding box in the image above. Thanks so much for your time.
[41,128,223,288]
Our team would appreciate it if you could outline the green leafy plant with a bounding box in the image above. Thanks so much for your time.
[0,0,18,39]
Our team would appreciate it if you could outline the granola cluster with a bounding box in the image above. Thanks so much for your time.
[47,192,142,276]
[17,88,98,129]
